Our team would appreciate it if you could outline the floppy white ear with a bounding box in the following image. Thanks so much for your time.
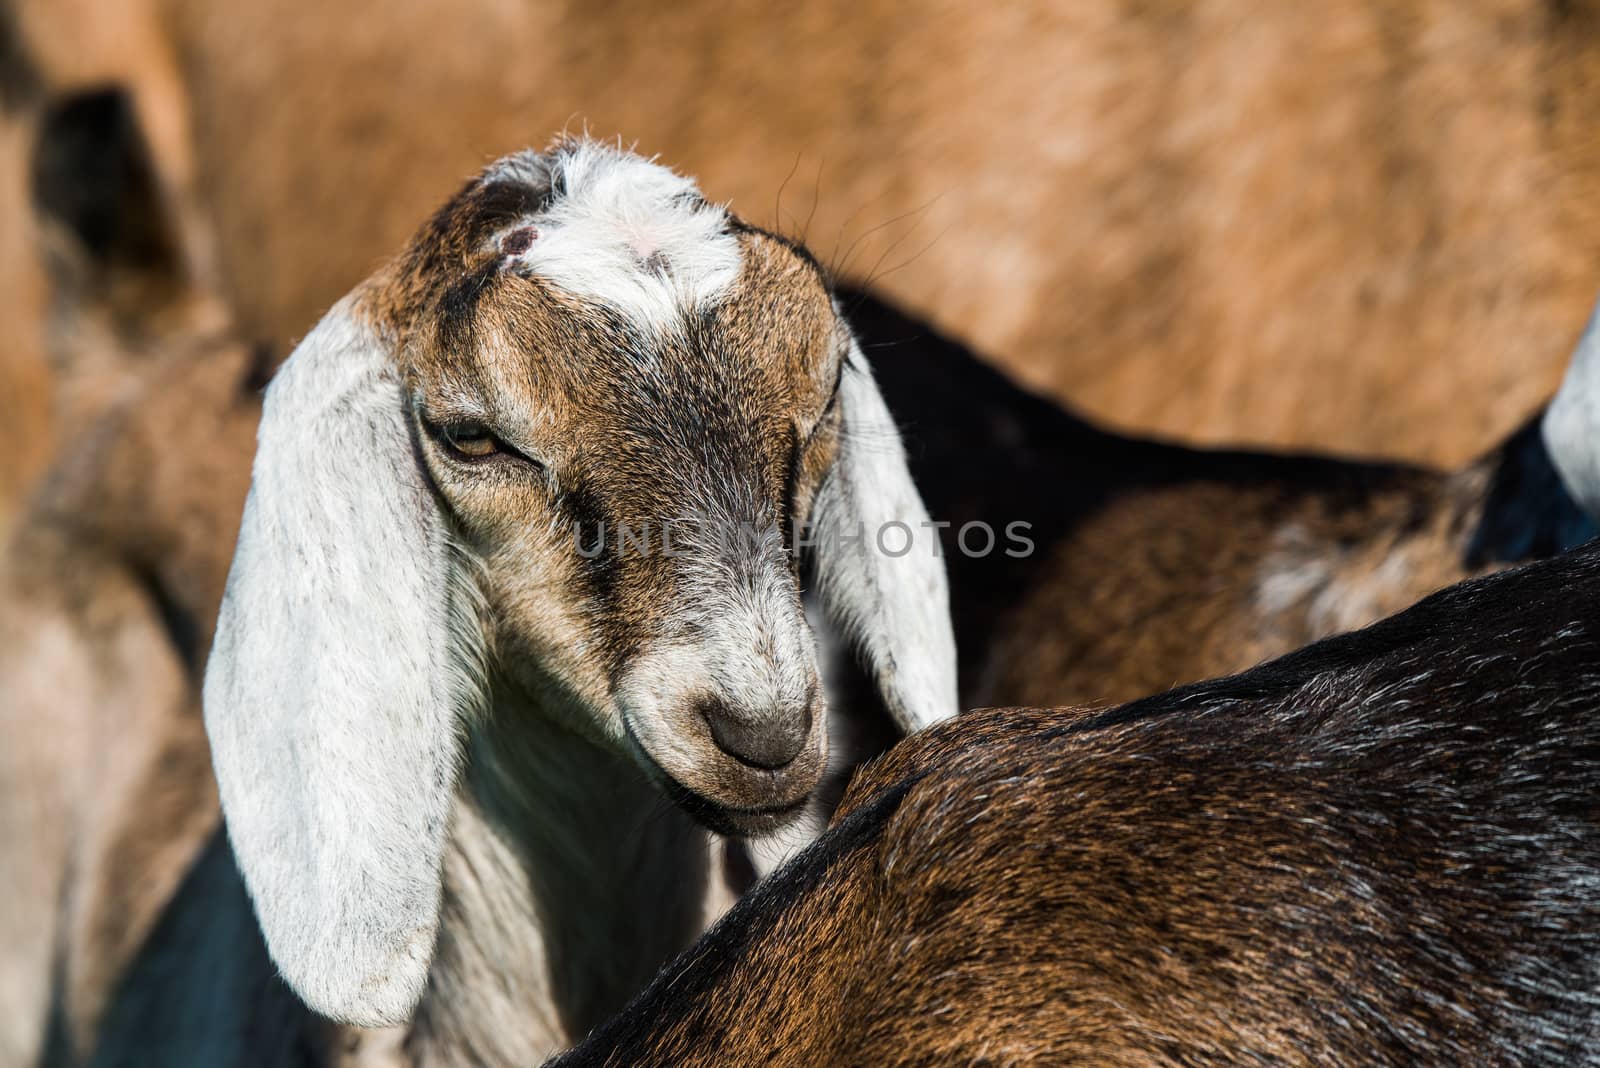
[809,335,959,734]
[203,296,482,1027]
[1544,295,1600,520]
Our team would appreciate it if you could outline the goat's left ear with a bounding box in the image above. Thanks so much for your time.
[807,329,959,733]
[1545,293,1600,521]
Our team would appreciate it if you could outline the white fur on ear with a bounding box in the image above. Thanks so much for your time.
[810,337,959,734]
[203,297,483,1027]
[1545,295,1600,520]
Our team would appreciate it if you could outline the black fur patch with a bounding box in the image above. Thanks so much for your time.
[130,563,201,678]
[239,343,279,396]
[434,259,503,353]
[1465,412,1597,568]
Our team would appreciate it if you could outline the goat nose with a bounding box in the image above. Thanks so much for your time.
[700,697,811,770]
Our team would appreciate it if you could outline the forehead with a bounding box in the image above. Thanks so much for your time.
[373,143,837,407]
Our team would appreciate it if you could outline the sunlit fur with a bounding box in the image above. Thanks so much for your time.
[489,142,741,335]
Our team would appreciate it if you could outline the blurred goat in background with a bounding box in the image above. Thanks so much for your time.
[0,89,258,1067]
[4,0,1600,481]
[844,287,1599,710]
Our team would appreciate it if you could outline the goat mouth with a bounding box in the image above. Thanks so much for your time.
[620,720,817,836]
[662,779,812,837]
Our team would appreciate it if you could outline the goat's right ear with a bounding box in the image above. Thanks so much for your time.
[203,297,484,1027]
[807,329,959,734]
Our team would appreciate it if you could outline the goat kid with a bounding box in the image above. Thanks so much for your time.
[554,541,1600,1067]
[0,105,949,1065]
[182,138,955,1062]
[841,289,1599,711]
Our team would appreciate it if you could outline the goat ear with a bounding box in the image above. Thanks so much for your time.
[1544,295,1600,520]
[808,333,959,734]
[203,297,483,1027]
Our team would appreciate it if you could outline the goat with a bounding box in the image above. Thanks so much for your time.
[552,540,1600,1067]
[0,88,259,1065]
[103,137,956,1064]
[839,288,1599,711]
[10,0,1600,464]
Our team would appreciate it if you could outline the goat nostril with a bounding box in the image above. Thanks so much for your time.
[700,697,810,771]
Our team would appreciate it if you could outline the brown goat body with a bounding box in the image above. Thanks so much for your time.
[557,544,1600,1067]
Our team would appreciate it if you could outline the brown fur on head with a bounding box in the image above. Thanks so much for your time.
[202,139,955,1027]
[364,146,846,823]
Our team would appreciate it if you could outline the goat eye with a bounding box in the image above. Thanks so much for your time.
[442,424,500,460]
[421,413,545,472]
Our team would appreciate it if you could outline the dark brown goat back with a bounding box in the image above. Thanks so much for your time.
[556,544,1600,1067]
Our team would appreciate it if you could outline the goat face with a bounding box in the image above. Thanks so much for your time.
[202,139,956,1026]
[401,184,845,831]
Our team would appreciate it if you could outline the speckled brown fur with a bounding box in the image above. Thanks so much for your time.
[979,466,1494,707]
[554,546,1600,1066]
